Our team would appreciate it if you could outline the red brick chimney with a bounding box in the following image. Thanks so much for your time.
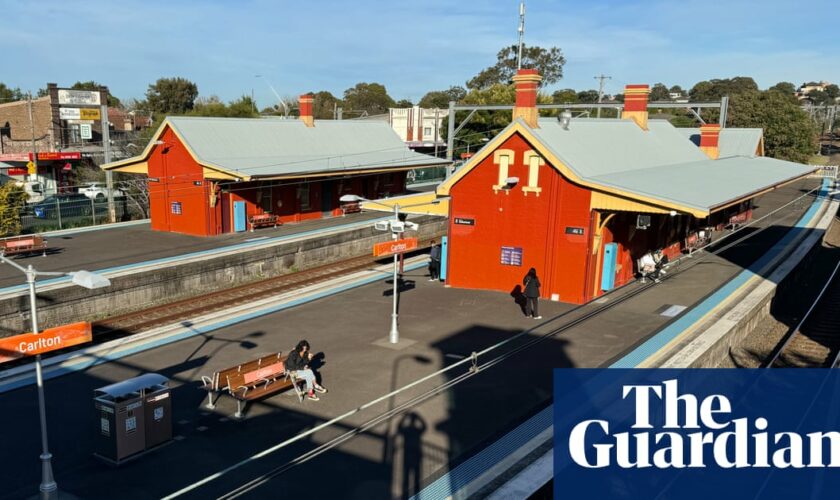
[299,94,314,127]
[512,69,542,128]
[699,124,721,159]
[621,84,650,130]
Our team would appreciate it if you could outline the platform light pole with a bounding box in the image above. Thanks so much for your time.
[340,195,439,343]
[0,255,110,500]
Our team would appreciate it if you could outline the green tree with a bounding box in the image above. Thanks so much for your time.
[467,44,566,90]
[552,89,578,104]
[576,90,600,103]
[806,89,832,105]
[768,82,796,95]
[145,77,199,115]
[71,81,121,107]
[309,90,341,119]
[728,90,817,163]
[395,99,413,108]
[649,83,671,101]
[0,183,27,236]
[342,82,395,116]
[0,83,25,102]
[689,77,758,101]
[824,84,839,100]
[189,95,258,118]
[418,86,467,108]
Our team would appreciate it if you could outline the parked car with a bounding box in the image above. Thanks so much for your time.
[77,183,125,201]
[32,193,105,219]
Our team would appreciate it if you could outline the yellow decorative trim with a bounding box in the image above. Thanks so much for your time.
[621,110,648,130]
[522,186,542,195]
[492,149,514,192]
[699,146,720,160]
[590,191,670,214]
[523,150,544,195]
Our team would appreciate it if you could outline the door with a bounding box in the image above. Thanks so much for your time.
[233,201,247,232]
[601,242,618,291]
[221,193,231,233]
[321,181,334,216]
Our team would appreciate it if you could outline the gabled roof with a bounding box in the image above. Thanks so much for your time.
[102,116,448,181]
[677,127,764,157]
[438,117,815,217]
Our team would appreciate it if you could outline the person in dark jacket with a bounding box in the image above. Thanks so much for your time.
[429,240,441,281]
[286,340,327,401]
[523,268,542,319]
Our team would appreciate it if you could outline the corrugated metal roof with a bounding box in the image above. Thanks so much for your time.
[166,116,448,178]
[522,118,812,213]
[590,155,814,212]
[530,118,708,177]
[676,127,763,157]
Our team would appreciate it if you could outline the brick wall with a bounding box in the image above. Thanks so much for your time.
[0,98,55,154]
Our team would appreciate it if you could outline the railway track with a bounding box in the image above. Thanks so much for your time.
[766,259,840,368]
[92,246,430,339]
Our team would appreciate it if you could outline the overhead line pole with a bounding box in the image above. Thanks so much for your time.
[594,74,612,118]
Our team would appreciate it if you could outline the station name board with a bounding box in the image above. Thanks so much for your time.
[0,322,93,364]
[454,217,475,226]
[373,237,418,257]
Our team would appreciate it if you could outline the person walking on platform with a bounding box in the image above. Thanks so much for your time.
[429,240,441,282]
[523,268,542,319]
[286,340,327,401]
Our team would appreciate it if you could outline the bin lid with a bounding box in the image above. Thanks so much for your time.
[94,373,169,399]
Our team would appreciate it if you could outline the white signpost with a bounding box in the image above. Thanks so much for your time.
[59,108,81,120]
[57,89,101,106]
[80,124,93,140]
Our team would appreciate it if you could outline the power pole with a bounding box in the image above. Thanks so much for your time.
[27,92,38,179]
[517,2,526,70]
[101,99,116,223]
[594,74,612,118]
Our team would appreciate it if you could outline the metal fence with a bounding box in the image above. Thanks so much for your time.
[20,196,145,234]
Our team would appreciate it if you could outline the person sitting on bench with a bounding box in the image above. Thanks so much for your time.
[285,340,327,401]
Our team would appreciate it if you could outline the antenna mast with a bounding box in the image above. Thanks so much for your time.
[517,1,525,70]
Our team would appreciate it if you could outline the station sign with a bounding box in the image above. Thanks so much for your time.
[373,237,418,257]
[500,246,523,266]
[0,322,93,364]
[454,217,475,226]
[58,89,101,106]
[565,226,585,235]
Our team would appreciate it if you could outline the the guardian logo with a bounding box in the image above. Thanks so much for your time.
[568,379,840,469]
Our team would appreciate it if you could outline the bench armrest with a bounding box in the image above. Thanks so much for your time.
[200,375,214,389]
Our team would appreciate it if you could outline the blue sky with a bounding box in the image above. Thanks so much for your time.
[2,0,838,107]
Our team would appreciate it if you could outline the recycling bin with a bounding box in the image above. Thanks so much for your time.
[93,373,172,464]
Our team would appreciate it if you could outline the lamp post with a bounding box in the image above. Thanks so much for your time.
[0,255,110,500]
[340,195,439,343]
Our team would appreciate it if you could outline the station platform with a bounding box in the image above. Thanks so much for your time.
[0,211,391,291]
[0,178,826,499]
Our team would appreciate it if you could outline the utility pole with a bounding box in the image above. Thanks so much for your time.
[101,97,116,223]
[517,1,526,70]
[594,74,612,118]
[27,92,38,179]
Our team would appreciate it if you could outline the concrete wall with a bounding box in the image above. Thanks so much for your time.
[0,216,447,336]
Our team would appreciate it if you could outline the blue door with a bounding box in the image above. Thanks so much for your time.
[440,236,449,281]
[233,201,247,232]
[601,242,618,291]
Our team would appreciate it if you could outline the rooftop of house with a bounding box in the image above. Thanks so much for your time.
[103,116,449,180]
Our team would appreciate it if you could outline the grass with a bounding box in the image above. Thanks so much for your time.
[808,154,830,166]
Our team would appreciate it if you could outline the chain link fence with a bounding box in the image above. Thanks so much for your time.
[19,194,146,234]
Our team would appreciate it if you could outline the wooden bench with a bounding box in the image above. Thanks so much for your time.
[248,213,280,232]
[0,235,47,257]
[200,353,303,419]
[340,202,362,216]
[727,209,753,230]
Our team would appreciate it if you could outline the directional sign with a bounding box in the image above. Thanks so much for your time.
[80,123,93,140]
[80,108,101,120]
[373,237,418,257]
[0,322,92,364]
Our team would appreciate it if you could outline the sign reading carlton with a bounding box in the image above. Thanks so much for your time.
[554,369,840,500]
[373,237,418,257]
[0,322,92,363]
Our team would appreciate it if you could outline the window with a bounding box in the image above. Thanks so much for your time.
[493,149,514,192]
[522,150,544,195]
[423,127,432,136]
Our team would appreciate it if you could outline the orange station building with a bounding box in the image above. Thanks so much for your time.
[437,70,816,304]
[102,95,448,237]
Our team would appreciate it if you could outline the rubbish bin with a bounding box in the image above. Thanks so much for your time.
[93,373,172,464]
